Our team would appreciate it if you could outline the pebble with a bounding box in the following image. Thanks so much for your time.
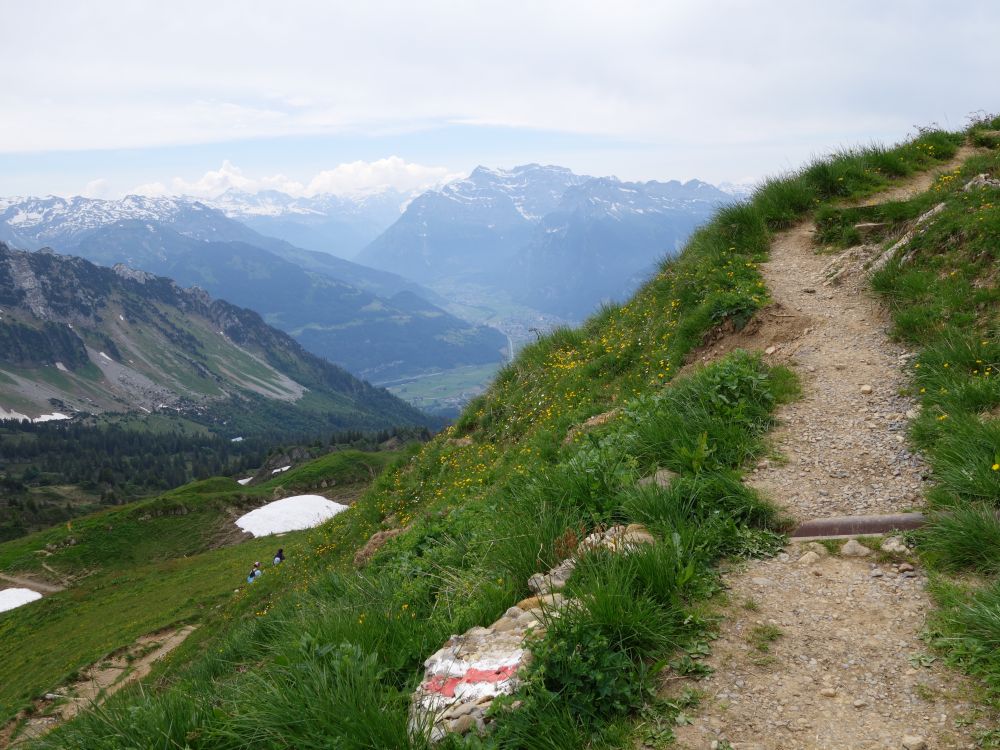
[841,539,872,557]
[819,687,837,697]
[902,736,927,750]
[853,699,867,708]
[797,551,822,566]
[860,384,873,394]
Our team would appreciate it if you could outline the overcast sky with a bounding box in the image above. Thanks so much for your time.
[1,1,998,197]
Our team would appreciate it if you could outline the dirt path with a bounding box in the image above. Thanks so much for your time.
[0,573,63,595]
[3,625,196,747]
[673,151,994,749]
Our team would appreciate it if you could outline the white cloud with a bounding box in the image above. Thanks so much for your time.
[305,157,461,196]
[81,178,114,198]
[129,157,459,199]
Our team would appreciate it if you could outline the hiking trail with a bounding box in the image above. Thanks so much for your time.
[672,148,994,750]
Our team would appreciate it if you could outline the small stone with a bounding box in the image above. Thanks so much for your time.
[797,551,821,566]
[765,345,777,355]
[819,687,837,697]
[841,539,872,557]
[860,384,873,394]
[853,699,867,708]
[902,736,927,750]
[898,562,914,573]
[804,542,829,557]
[881,537,909,555]
[751,577,772,587]
[870,569,884,578]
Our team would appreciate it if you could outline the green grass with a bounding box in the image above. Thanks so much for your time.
[863,126,1000,713]
[13,125,969,748]
[0,447,398,725]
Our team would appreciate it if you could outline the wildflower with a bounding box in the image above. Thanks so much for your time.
[993,463,1000,471]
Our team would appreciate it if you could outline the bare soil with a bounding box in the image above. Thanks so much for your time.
[2,625,196,748]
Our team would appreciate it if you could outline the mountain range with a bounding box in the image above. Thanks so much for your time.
[358,164,733,319]
[0,242,429,433]
[0,195,506,381]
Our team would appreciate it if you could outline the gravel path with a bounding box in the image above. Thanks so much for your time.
[672,151,994,750]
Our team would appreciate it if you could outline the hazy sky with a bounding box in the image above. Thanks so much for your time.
[1,1,998,197]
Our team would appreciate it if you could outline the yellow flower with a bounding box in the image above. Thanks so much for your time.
[993,463,1000,471]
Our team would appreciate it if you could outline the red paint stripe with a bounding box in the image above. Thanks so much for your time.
[422,664,520,697]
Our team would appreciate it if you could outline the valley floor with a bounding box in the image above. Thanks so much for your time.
[673,149,994,748]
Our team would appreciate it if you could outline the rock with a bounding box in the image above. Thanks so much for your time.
[963,173,1000,192]
[853,699,867,708]
[897,562,914,573]
[870,569,884,578]
[637,467,677,489]
[765,345,777,355]
[527,557,577,595]
[751,577,772,587]
[902,736,927,750]
[446,436,474,447]
[515,592,565,611]
[841,539,872,557]
[881,537,909,555]
[860,384,873,394]
[797,551,822,566]
[804,542,829,557]
[451,714,476,734]
[819,687,837,697]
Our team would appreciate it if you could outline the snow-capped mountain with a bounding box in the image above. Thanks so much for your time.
[0,194,208,248]
[356,164,591,283]
[357,165,733,318]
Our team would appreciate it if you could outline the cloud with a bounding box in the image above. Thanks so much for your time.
[130,158,459,198]
[305,157,461,195]
[81,178,114,198]
[1,2,995,158]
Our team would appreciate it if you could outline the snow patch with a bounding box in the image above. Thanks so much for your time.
[235,495,348,537]
[0,588,43,613]
[237,477,253,486]
[271,465,291,475]
[55,361,68,372]
[33,412,70,423]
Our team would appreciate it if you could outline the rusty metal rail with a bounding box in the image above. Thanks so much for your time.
[791,512,926,541]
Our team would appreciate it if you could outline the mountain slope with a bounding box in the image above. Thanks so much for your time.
[508,177,728,318]
[0,242,430,433]
[0,196,503,380]
[71,221,505,380]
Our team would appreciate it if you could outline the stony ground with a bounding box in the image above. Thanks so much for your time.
[672,149,994,750]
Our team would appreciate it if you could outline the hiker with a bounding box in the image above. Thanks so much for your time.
[247,561,262,583]
[273,548,284,566]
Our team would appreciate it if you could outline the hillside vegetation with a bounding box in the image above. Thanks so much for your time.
[4,127,973,750]
[0,447,405,726]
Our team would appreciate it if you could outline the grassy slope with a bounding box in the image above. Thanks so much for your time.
[0,449,402,723]
[16,129,968,749]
